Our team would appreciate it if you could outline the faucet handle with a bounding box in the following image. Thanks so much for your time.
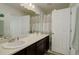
[17,37,19,40]
[3,36,9,39]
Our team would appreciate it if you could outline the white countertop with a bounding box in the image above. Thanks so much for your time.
[0,33,49,55]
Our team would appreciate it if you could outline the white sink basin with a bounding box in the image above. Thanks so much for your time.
[0,38,8,43]
[2,40,25,49]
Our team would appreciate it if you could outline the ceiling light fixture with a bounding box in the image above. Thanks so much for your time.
[29,3,32,7]
[20,3,35,9]
[32,4,35,8]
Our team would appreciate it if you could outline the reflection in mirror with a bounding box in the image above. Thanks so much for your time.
[0,16,30,40]
[0,20,4,37]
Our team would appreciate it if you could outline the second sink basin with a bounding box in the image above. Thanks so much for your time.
[2,40,25,49]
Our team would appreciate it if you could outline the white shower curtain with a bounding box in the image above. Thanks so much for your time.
[72,7,79,54]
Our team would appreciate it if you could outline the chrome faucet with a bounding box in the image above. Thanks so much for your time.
[16,37,19,40]
[8,38,15,42]
[8,36,20,43]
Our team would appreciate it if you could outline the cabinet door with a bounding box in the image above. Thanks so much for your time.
[36,39,46,55]
[26,43,36,55]
[13,48,26,55]
[46,36,49,51]
[52,8,70,54]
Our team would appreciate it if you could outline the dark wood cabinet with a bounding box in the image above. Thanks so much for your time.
[26,43,36,55]
[36,38,46,55]
[13,48,26,55]
[13,36,49,55]
[46,36,49,51]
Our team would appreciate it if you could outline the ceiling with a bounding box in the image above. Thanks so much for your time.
[5,3,37,15]
[5,3,70,14]
[34,3,70,14]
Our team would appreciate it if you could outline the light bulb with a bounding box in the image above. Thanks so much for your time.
[32,5,35,8]
[29,3,32,7]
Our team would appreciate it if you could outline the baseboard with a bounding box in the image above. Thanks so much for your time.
[47,50,64,55]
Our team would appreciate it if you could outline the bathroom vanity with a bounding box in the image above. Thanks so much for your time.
[0,33,49,55]
[14,35,49,55]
